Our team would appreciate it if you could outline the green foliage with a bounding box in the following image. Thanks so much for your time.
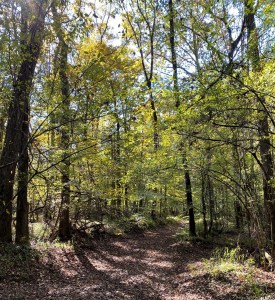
[0,0,274,261]
[107,214,175,234]
[175,225,205,244]
[29,222,51,242]
[113,214,155,233]
[196,247,269,298]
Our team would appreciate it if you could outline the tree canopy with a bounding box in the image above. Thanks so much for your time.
[0,0,275,265]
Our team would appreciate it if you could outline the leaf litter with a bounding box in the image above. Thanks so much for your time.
[0,222,275,299]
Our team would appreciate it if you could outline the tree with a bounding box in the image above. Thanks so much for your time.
[168,0,196,235]
[121,0,159,149]
[0,0,48,243]
[244,0,275,257]
[51,2,72,241]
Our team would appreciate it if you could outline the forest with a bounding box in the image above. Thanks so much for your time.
[1,0,275,298]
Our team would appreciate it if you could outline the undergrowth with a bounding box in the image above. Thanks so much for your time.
[110,214,175,233]
[0,243,41,282]
[176,220,275,299]
[187,245,275,299]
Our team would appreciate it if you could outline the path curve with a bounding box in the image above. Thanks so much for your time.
[1,223,215,300]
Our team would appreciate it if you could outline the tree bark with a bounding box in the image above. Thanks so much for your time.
[56,26,71,241]
[207,173,214,234]
[185,168,196,236]
[168,0,179,108]
[244,0,275,256]
[0,1,46,242]
[169,0,196,236]
[201,171,207,236]
[15,99,30,245]
[51,3,71,240]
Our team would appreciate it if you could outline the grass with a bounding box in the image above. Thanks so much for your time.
[198,247,270,298]
[176,219,275,299]
[188,247,269,298]
[175,218,259,250]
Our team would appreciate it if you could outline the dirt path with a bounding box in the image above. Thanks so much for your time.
[0,223,229,299]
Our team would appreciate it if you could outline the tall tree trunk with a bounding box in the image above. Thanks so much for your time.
[169,0,196,236]
[52,4,71,240]
[234,200,242,230]
[0,116,6,150]
[207,173,214,234]
[185,167,196,236]
[233,144,243,230]
[15,100,30,245]
[0,1,46,242]
[16,6,31,242]
[109,82,122,216]
[244,0,275,256]
[168,0,179,108]
[58,41,71,240]
[115,121,121,209]
[201,171,207,236]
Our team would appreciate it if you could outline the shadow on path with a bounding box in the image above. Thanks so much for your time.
[1,223,271,299]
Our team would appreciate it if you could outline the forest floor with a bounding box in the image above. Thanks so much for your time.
[1,221,275,299]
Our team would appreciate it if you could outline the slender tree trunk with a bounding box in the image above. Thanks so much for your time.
[208,173,214,234]
[244,0,275,257]
[15,100,30,245]
[205,144,214,234]
[52,4,71,240]
[0,1,46,242]
[0,116,5,150]
[58,51,71,240]
[201,171,207,236]
[114,98,121,210]
[168,0,179,108]
[59,157,70,240]
[109,82,122,216]
[233,144,243,230]
[235,200,242,230]
[263,178,272,240]
[169,0,196,235]
[185,168,196,236]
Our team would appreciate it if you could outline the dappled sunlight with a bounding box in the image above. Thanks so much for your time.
[121,274,149,284]
[1,0,275,297]
[164,292,208,300]
[111,241,131,249]
[109,254,138,263]
[60,267,79,277]
[140,257,174,268]
[59,224,272,300]
[3,224,275,299]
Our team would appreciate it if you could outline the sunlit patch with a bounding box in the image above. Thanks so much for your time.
[112,241,131,250]
[141,258,173,268]
[147,251,168,258]
[87,256,113,271]
[47,283,101,297]
[110,255,137,262]
[162,292,206,300]
[60,267,78,277]
[121,274,148,284]
[144,270,155,277]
